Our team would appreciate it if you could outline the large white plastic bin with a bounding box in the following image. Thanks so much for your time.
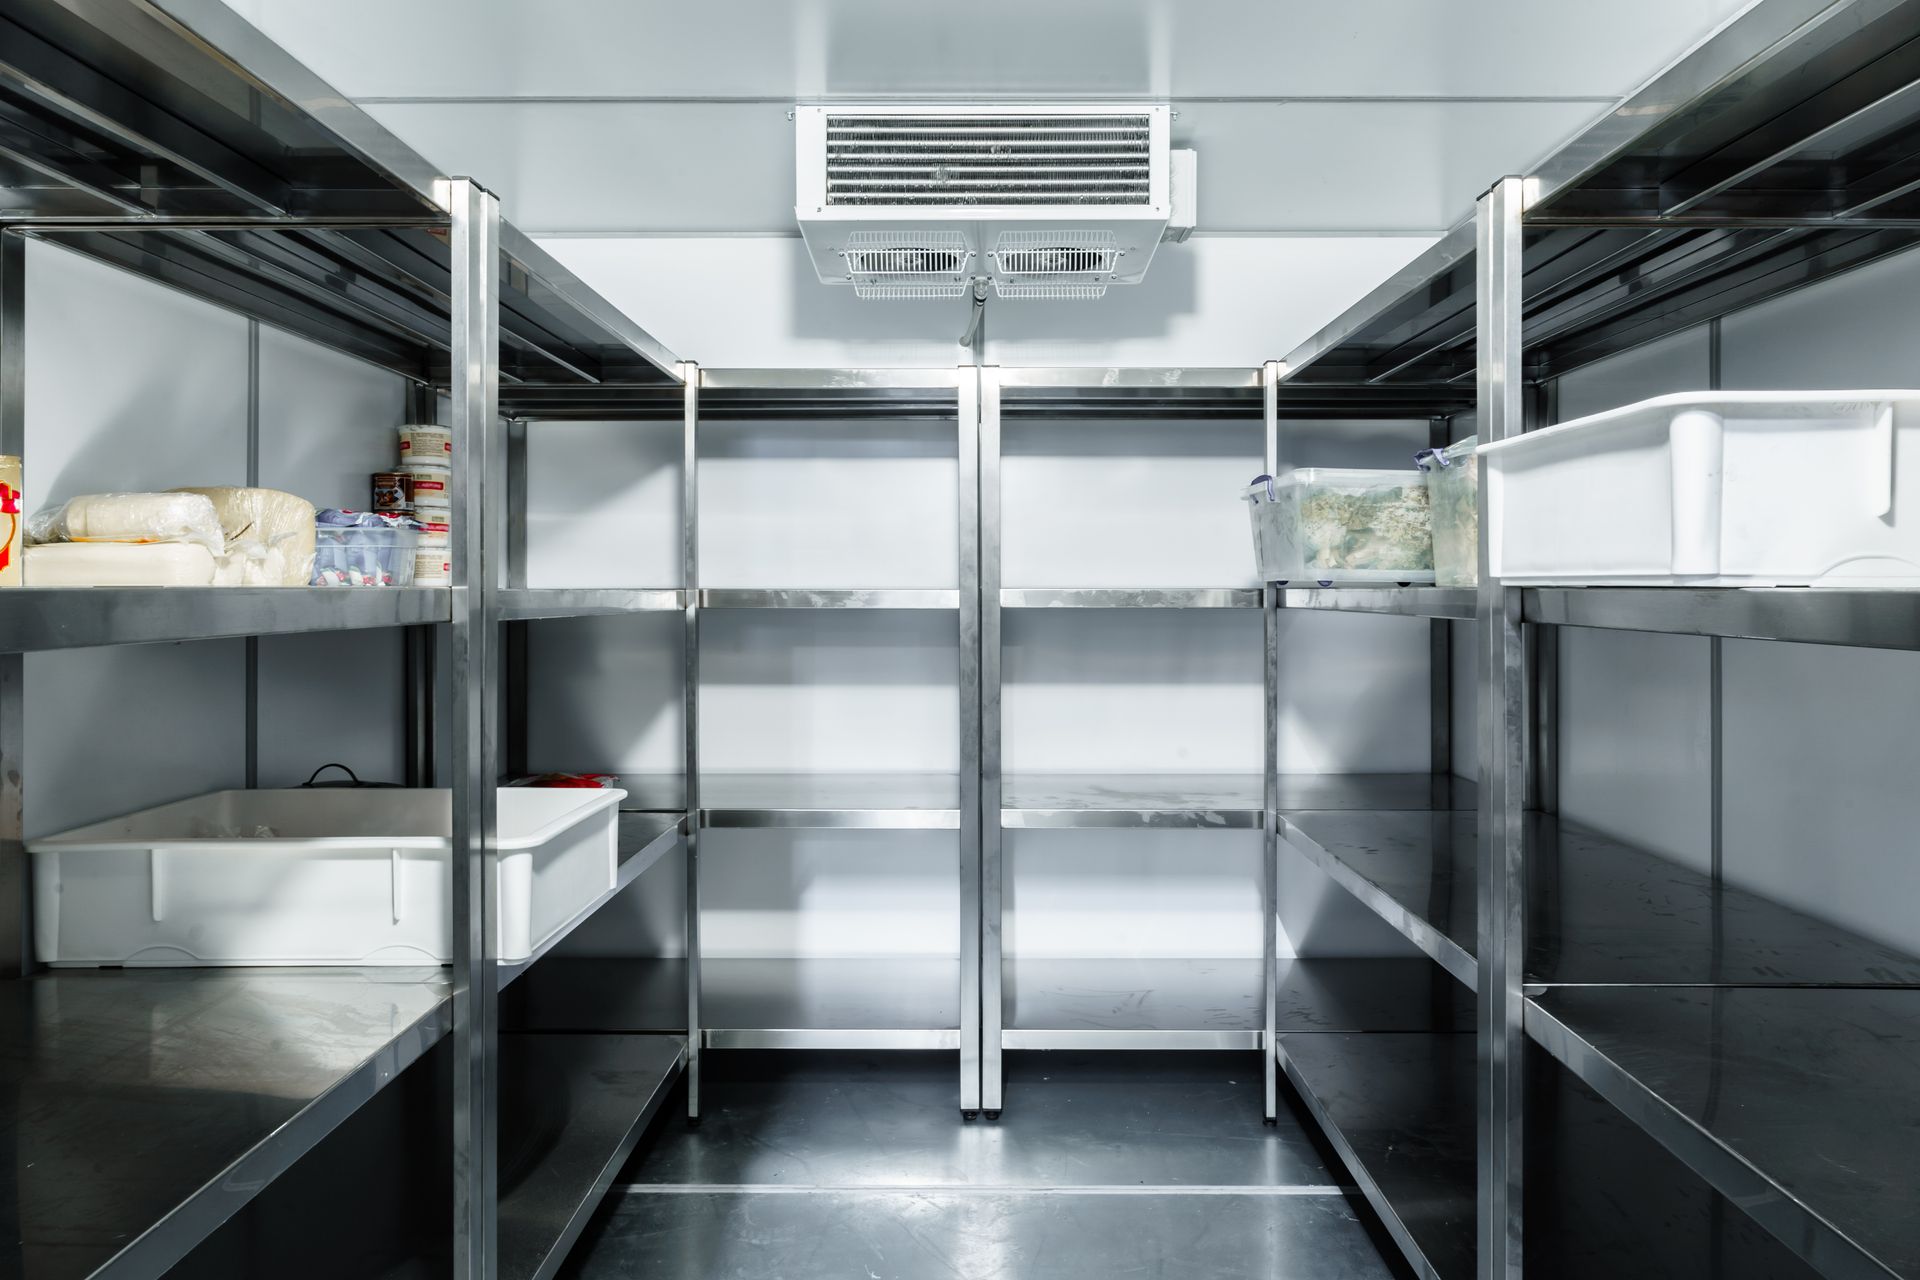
[1243,468,1434,585]
[1483,391,1920,586]
[29,786,627,966]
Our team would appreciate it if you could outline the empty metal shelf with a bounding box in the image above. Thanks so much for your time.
[1280,588,1476,620]
[1525,588,1920,650]
[603,773,963,828]
[0,967,450,1279]
[999,588,1263,610]
[506,957,962,1051]
[497,1034,685,1280]
[700,588,960,609]
[1528,986,1920,1280]
[1279,1032,1475,1280]
[494,588,683,620]
[1004,957,1471,1050]
[1281,804,1920,992]
[1001,773,1265,828]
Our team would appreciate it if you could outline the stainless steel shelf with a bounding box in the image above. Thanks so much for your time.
[1004,957,1470,1050]
[1278,1,1920,391]
[599,773,963,828]
[0,966,450,1279]
[999,588,1263,610]
[1005,957,1263,1049]
[494,588,683,620]
[506,957,962,1050]
[1524,587,1920,650]
[1528,987,1920,1280]
[498,1033,686,1280]
[1281,796,1920,992]
[1001,773,1265,829]
[1279,1031,1475,1280]
[706,772,961,829]
[496,813,684,990]
[1280,588,1476,621]
[700,588,959,609]
[0,586,450,652]
[1280,808,1478,989]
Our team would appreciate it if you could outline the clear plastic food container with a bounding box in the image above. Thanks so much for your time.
[312,510,421,587]
[1415,437,1478,587]
[1243,468,1435,585]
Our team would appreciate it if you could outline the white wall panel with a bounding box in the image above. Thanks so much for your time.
[1002,418,1260,589]
[537,235,1433,370]
[526,614,684,776]
[255,327,409,787]
[525,420,681,588]
[699,421,958,589]
[700,610,959,774]
[23,242,248,837]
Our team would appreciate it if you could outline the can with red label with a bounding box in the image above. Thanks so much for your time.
[372,471,412,514]
[0,456,20,586]
[414,518,451,585]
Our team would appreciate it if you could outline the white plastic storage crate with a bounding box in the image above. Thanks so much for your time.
[1482,391,1920,586]
[1243,468,1435,585]
[30,786,628,966]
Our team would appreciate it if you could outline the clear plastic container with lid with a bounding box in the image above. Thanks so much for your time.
[1415,437,1478,587]
[1242,467,1434,585]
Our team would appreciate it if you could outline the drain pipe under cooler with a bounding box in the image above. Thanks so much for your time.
[959,276,989,356]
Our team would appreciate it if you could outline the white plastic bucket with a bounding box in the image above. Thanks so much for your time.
[398,423,452,462]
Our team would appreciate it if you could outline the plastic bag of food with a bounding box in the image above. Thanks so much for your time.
[28,492,225,554]
[175,487,317,587]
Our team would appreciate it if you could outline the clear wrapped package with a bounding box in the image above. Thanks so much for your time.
[1243,468,1434,585]
[1414,437,1478,587]
[175,487,317,586]
[28,492,225,552]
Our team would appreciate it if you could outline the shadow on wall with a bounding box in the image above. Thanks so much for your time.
[783,235,1201,349]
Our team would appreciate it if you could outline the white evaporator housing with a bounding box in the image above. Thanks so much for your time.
[795,105,1195,299]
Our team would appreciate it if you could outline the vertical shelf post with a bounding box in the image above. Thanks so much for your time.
[0,231,22,980]
[682,362,702,1120]
[1428,417,1453,787]
[978,365,1004,1117]
[1261,359,1281,1124]
[448,177,502,1280]
[958,365,984,1117]
[1475,175,1528,1280]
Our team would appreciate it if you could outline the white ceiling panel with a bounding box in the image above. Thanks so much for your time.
[367,98,1603,234]
[226,0,1752,101]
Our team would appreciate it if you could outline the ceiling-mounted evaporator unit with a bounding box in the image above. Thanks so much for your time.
[795,105,1196,300]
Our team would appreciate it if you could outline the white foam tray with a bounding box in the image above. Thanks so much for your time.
[30,786,626,966]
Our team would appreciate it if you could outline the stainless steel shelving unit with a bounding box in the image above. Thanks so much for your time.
[0,2,689,1276]
[1268,1,1920,1276]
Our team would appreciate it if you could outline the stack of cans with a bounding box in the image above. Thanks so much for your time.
[374,424,452,586]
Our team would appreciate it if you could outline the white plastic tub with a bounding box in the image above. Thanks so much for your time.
[1243,468,1435,585]
[29,786,626,966]
[1483,391,1920,586]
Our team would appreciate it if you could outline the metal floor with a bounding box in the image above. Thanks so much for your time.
[560,1051,1411,1280]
